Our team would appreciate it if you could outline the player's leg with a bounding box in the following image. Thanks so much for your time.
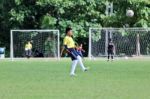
[28,49,32,58]
[78,51,84,58]
[73,49,87,71]
[111,55,113,59]
[27,50,30,58]
[69,48,87,72]
[77,55,87,71]
[70,59,78,76]
[108,54,110,60]
[107,50,110,61]
[26,50,30,58]
[111,50,114,60]
[25,50,28,57]
[69,52,78,76]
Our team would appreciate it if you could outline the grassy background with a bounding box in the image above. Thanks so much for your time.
[0,58,150,99]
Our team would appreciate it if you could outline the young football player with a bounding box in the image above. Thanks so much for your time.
[25,41,32,58]
[63,27,88,76]
[107,38,115,61]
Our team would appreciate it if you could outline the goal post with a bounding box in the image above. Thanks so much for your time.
[10,29,60,60]
[89,27,150,59]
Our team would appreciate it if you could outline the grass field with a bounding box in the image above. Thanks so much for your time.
[0,58,150,99]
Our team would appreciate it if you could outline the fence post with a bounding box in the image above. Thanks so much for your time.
[136,33,140,56]
[105,30,108,56]
[88,28,92,59]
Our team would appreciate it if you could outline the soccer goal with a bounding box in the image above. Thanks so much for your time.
[10,29,60,60]
[88,27,150,59]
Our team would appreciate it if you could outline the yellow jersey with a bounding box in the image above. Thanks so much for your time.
[25,43,32,50]
[63,36,75,48]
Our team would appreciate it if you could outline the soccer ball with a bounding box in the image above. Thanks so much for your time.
[125,56,128,60]
[126,10,134,17]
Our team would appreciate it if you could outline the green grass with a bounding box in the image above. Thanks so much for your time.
[0,58,150,99]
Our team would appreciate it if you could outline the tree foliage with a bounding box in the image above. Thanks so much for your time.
[0,0,149,56]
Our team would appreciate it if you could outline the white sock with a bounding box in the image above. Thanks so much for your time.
[70,60,78,75]
[77,56,86,71]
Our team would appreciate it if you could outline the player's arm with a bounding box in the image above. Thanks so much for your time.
[112,43,115,53]
[79,46,85,52]
[113,43,115,50]
[76,44,85,52]
[81,49,85,53]
[80,44,85,52]
[31,44,32,49]
[64,37,68,49]
[64,44,72,54]
[63,37,70,53]
[60,46,65,56]
[25,44,27,50]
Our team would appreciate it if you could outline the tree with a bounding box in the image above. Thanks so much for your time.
[0,0,149,56]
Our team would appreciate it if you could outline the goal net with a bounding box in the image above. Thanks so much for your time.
[89,28,150,58]
[10,30,60,60]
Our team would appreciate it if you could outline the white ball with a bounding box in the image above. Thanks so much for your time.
[125,56,128,60]
[126,10,134,17]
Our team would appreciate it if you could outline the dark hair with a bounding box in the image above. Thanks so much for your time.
[108,38,112,42]
[65,27,72,34]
